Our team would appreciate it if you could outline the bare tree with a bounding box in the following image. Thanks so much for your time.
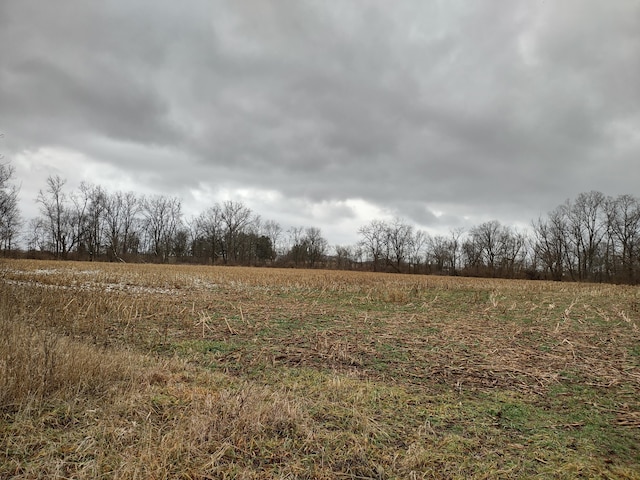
[79,183,107,260]
[304,226,328,268]
[141,194,182,262]
[236,215,263,265]
[27,217,47,252]
[566,191,607,281]
[334,245,354,269]
[606,194,640,283]
[408,229,429,273]
[37,175,82,258]
[262,219,283,260]
[357,220,388,272]
[220,200,254,264]
[469,220,504,272]
[68,184,92,258]
[532,207,569,281]
[105,191,141,261]
[282,226,327,268]
[386,218,413,272]
[449,227,464,274]
[428,235,452,274]
[0,162,20,252]
[499,228,527,277]
[193,205,223,263]
[285,226,305,266]
[429,229,464,274]
[461,235,483,273]
[465,221,526,277]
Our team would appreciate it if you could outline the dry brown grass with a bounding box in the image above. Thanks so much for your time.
[1,259,639,479]
[0,287,136,413]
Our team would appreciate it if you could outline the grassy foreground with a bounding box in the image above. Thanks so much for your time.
[1,259,639,479]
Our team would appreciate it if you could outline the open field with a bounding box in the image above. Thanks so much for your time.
[1,259,639,479]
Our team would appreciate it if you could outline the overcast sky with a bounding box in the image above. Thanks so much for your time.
[1,1,639,246]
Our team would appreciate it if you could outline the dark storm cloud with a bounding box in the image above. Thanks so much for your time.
[1,0,639,243]
[1,2,174,146]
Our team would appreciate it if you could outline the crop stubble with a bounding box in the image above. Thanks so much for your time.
[1,259,639,479]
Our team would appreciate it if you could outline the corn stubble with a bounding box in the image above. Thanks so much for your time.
[1,259,639,479]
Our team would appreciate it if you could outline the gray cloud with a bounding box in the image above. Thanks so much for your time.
[1,0,639,245]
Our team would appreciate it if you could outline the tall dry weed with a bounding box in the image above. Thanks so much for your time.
[0,286,136,412]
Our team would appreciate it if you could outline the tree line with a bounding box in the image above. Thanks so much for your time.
[25,175,328,268]
[1,169,639,284]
